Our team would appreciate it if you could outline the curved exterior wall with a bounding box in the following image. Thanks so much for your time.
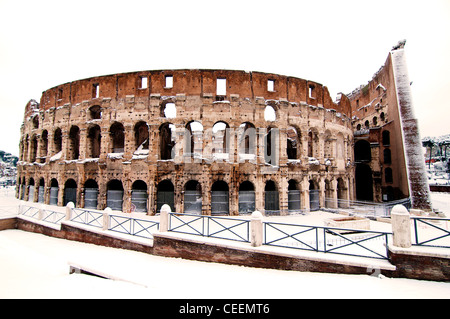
[17,69,355,215]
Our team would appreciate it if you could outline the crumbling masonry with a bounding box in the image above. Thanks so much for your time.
[17,42,431,215]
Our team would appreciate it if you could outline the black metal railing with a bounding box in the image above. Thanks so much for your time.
[70,208,103,228]
[168,212,250,242]
[263,221,391,259]
[109,214,159,239]
[411,216,450,248]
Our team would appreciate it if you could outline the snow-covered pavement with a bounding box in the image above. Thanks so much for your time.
[1,229,450,299]
[1,188,450,299]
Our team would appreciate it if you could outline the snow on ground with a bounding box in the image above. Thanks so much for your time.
[0,187,450,299]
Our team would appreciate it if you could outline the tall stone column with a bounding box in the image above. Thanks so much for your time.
[391,44,432,210]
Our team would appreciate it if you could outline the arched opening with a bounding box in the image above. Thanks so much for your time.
[107,179,124,211]
[87,125,101,158]
[287,126,301,160]
[264,180,279,215]
[161,102,176,119]
[238,181,255,215]
[84,179,99,209]
[32,115,39,129]
[264,105,276,121]
[184,180,202,214]
[309,180,319,211]
[89,105,102,120]
[54,128,62,154]
[159,123,176,160]
[382,130,390,146]
[238,122,256,159]
[264,127,278,165]
[68,126,80,160]
[288,179,301,213]
[212,121,230,160]
[64,179,77,206]
[134,121,149,151]
[49,179,59,205]
[110,122,125,153]
[40,130,48,163]
[355,164,373,201]
[131,180,148,212]
[185,121,203,159]
[211,180,229,215]
[157,179,175,212]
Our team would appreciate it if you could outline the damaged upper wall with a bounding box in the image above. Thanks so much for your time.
[36,69,351,117]
[347,40,432,210]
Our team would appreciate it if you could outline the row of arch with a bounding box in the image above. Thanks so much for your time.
[18,176,349,215]
[21,119,349,167]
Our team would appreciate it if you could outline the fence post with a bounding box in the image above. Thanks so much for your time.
[38,204,45,220]
[103,207,112,231]
[391,204,411,248]
[159,204,171,232]
[65,202,74,221]
[251,211,263,247]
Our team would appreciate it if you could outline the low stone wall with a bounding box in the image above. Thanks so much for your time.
[2,213,450,281]
[0,218,17,231]
[152,232,394,276]
[388,245,450,281]
[15,218,154,255]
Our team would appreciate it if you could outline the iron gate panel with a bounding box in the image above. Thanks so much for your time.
[239,191,255,215]
[211,191,229,215]
[49,187,59,205]
[107,190,123,211]
[64,187,77,206]
[131,190,147,212]
[157,191,175,213]
[84,188,98,209]
[309,189,320,211]
[288,190,301,212]
[265,191,279,215]
[184,190,202,214]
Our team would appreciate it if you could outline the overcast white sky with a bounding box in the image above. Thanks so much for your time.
[0,0,449,156]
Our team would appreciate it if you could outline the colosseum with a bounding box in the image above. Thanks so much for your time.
[16,42,431,215]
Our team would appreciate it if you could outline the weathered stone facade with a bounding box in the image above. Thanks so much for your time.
[17,69,355,215]
[348,42,431,210]
[17,43,431,214]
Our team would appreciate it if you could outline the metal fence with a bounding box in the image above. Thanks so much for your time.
[168,212,250,242]
[326,197,411,218]
[263,221,391,259]
[21,205,66,225]
[411,216,450,248]
[108,214,159,239]
[70,208,103,228]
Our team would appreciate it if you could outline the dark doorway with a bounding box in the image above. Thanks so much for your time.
[184,180,202,214]
[157,179,175,212]
[355,164,373,201]
[238,181,255,215]
[211,181,229,215]
[264,180,279,215]
[64,179,77,206]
